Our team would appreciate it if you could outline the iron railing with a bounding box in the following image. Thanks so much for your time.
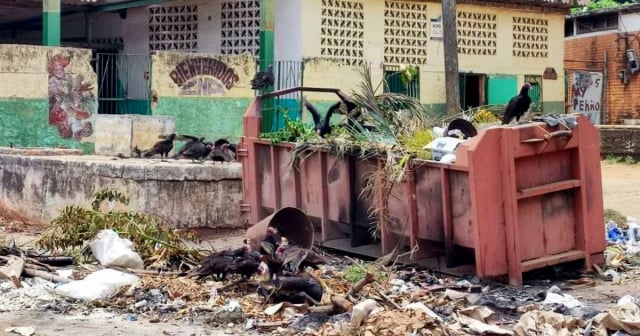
[258,60,305,133]
[96,53,152,115]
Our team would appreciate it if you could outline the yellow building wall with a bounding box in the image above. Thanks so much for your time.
[299,0,566,109]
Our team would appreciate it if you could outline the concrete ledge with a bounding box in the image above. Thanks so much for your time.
[0,147,83,156]
[0,154,246,229]
[598,125,640,158]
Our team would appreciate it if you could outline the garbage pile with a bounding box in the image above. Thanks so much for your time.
[3,211,640,335]
[603,213,640,283]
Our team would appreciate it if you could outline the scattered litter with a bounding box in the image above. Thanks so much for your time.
[351,299,379,328]
[543,292,583,309]
[89,229,144,269]
[4,327,36,336]
[54,269,139,301]
[513,310,586,336]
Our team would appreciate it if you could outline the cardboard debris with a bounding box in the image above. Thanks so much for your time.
[0,255,24,288]
[513,310,590,336]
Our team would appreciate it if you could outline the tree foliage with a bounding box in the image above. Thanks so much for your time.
[572,0,635,14]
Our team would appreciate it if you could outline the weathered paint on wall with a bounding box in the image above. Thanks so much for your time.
[0,154,246,229]
[0,44,98,152]
[93,114,176,157]
[150,51,257,142]
[47,51,97,141]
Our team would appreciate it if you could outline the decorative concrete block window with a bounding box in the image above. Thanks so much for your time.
[148,5,199,53]
[220,0,260,56]
[383,0,428,66]
[512,16,549,58]
[320,0,365,66]
[456,11,497,56]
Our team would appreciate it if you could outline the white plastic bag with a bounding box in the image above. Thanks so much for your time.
[54,269,139,301]
[89,229,144,269]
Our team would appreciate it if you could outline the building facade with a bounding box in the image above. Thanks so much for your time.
[565,4,640,125]
[0,0,575,150]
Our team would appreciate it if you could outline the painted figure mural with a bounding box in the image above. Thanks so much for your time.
[48,53,97,140]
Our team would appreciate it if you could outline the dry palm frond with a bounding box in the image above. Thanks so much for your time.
[37,187,200,269]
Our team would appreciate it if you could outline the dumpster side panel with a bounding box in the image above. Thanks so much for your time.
[415,165,444,242]
[326,154,352,227]
[353,159,377,228]
[518,197,545,261]
[388,182,407,235]
[299,152,324,219]
[464,129,509,277]
[451,171,474,248]
[258,144,275,210]
[515,151,575,190]
[578,119,607,261]
[542,191,576,255]
[277,146,298,208]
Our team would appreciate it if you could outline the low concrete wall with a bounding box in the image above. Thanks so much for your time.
[0,154,246,229]
[598,125,640,158]
[93,114,176,157]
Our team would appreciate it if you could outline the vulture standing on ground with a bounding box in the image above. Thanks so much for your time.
[501,82,538,125]
[190,245,262,281]
[143,133,177,161]
[251,64,275,91]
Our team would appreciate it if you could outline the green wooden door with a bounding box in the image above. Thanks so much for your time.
[487,74,518,105]
[524,74,543,113]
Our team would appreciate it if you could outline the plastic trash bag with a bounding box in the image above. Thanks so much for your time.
[54,269,139,301]
[89,229,144,269]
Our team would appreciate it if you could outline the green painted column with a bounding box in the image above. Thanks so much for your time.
[259,0,276,133]
[259,0,274,74]
[43,0,61,46]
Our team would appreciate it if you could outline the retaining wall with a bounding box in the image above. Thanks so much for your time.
[0,152,246,229]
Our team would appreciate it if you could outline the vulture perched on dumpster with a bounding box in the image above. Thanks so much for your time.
[501,82,538,125]
[304,97,342,138]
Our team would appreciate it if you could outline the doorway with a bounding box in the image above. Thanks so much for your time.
[459,73,486,110]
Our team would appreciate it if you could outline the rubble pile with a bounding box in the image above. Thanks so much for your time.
[1,214,640,335]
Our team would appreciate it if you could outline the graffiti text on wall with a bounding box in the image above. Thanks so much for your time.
[169,57,240,96]
[571,71,603,125]
[48,53,96,140]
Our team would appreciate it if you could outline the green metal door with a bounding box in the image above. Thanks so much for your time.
[96,53,152,115]
[524,74,543,113]
[487,74,518,105]
[383,66,420,99]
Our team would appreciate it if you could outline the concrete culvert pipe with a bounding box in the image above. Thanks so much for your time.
[245,207,315,251]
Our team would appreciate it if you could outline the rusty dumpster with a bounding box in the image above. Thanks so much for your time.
[239,88,606,286]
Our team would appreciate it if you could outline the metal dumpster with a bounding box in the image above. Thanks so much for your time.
[239,87,606,286]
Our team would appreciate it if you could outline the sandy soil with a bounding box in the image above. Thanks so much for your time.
[601,161,640,220]
[0,161,639,335]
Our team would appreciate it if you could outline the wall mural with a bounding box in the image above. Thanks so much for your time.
[48,53,97,140]
[169,57,240,96]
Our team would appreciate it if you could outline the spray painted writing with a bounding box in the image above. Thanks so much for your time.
[169,57,239,90]
[571,71,603,124]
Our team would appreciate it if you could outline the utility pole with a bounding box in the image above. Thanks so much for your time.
[442,0,461,117]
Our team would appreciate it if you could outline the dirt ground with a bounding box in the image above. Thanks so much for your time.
[0,161,638,336]
[601,161,640,220]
